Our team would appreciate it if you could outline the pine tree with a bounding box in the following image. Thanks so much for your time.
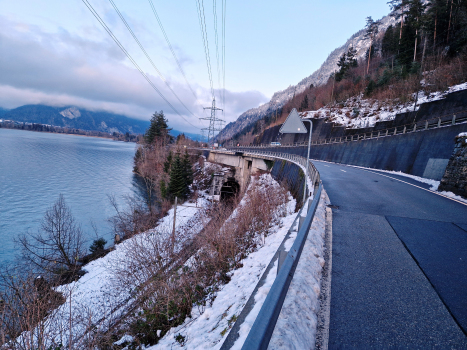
[160,179,167,199]
[365,16,380,74]
[182,151,193,188]
[164,151,173,173]
[145,110,171,144]
[168,154,187,200]
[300,95,309,110]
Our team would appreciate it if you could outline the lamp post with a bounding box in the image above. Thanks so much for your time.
[279,108,313,204]
[302,119,313,202]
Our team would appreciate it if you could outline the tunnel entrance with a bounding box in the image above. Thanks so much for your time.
[220,177,240,201]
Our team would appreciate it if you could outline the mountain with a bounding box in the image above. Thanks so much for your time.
[0,107,9,117]
[216,12,397,142]
[2,105,150,134]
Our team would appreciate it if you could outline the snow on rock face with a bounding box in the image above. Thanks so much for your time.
[300,82,467,129]
[60,106,81,119]
[216,12,397,141]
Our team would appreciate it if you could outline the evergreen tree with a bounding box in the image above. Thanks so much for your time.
[160,179,167,199]
[365,16,380,74]
[300,95,309,110]
[335,47,358,81]
[168,154,187,200]
[145,110,171,144]
[164,151,173,173]
[182,151,193,188]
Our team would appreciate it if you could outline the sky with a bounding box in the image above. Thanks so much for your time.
[0,0,391,133]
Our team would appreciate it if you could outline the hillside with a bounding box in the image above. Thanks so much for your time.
[1,105,150,134]
[216,13,397,142]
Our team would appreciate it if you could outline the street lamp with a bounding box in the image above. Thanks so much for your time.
[279,108,313,203]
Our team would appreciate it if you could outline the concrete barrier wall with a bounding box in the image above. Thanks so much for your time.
[258,124,467,180]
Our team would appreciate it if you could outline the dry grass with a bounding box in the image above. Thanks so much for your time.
[105,175,290,347]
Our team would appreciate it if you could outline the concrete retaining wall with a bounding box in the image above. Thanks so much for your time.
[257,124,467,180]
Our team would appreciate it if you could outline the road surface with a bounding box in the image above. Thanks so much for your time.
[313,161,467,348]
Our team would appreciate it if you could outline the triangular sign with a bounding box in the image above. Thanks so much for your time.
[279,108,307,134]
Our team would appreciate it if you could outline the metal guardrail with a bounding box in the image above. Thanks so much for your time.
[242,184,322,350]
[233,111,467,148]
[212,149,322,349]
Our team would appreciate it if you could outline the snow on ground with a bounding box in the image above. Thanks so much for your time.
[147,174,297,350]
[268,190,328,350]
[299,81,467,129]
[458,132,467,138]
[14,164,215,347]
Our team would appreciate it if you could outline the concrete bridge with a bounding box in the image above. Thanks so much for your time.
[206,151,274,196]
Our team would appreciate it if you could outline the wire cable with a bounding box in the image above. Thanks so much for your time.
[81,0,201,129]
[213,0,222,102]
[108,0,199,120]
[222,0,226,112]
[196,0,214,99]
[147,0,199,102]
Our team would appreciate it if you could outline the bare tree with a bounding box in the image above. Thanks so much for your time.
[18,194,85,279]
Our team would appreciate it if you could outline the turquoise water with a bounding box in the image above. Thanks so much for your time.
[0,128,140,267]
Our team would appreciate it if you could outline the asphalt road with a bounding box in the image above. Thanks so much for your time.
[313,161,467,349]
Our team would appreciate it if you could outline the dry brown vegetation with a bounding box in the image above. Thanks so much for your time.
[105,175,290,347]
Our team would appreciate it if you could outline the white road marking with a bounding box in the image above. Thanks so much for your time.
[340,170,346,172]
[313,159,467,207]
[362,169,467,207]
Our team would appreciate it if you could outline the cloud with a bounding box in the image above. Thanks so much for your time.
[0,16,268,132]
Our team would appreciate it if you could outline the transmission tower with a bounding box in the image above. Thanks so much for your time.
[200,98,224,144]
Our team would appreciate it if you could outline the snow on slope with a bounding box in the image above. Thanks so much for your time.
[216,13,397,142]
[300,82,467,129]
[145,174,297,349]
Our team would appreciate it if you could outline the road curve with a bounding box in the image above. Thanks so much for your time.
[313,160,467,348]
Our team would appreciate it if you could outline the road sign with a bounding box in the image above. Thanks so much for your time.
[279,108,307,134]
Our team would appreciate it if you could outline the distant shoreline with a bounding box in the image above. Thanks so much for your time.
[0,122,140,143]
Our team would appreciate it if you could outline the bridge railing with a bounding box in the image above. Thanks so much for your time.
[213,149,322,349]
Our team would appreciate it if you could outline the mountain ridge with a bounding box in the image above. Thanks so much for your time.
[216,12,397,142]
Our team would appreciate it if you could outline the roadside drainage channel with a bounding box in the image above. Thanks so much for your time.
[220,151,322,350]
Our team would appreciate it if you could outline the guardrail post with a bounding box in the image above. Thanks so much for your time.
[403,126,406,134]
[370,132,373,138]
[413,124,417,132]
[339,137,342,143]
[438,118,441,127]
[452,114,456,125]
[377,131,380,138]
[386,129,388,136]
[425,120,428,130]
[394,127,397,135]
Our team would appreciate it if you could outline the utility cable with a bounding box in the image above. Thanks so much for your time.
[196,0,214,99]
[81,0,201,129]
[222,0,226,112]
[107,0,200,122]
[213,0,222,102]
[147,0,199,102]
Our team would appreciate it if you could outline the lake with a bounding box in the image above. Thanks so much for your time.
[0,128,140,267]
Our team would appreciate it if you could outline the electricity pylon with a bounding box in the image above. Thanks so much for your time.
[200,98,224,144]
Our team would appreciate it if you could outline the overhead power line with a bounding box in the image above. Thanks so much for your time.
[196,0,214,99]
[222,0,226,112]
[108,0,198,120]
[147,0,199,102]
[81,0,201,129]
[213,0,222,103]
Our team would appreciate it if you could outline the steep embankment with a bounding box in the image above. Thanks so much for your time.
[216,14,396,142]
